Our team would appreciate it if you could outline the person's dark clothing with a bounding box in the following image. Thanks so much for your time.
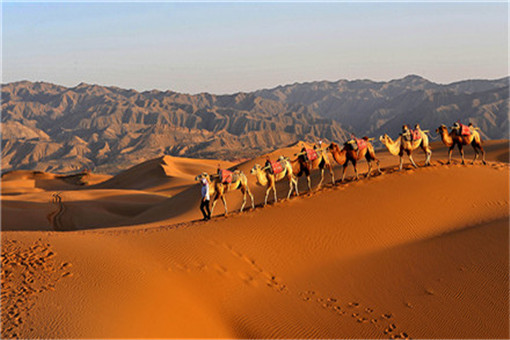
[200,198,211,220]
[265,160,273,174]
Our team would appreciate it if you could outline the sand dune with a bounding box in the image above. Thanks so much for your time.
[1,141,508,339]
[93,155,234,195]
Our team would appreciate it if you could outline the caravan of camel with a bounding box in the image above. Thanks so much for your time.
[195,122,487,216]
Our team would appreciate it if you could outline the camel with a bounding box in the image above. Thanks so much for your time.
[327,138,382,182]
[291,144,335,190]
[436,124,486,165]
[379,129,432,171]
[250,157,299,205]
[194,170,254,216]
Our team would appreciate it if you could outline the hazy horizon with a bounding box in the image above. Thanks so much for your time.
[4,73,510,96]
[3,2,508,94]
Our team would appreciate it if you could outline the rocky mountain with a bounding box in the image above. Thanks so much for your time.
[254,75,509,139]
[2,75,508,174]
[1,81,348,173]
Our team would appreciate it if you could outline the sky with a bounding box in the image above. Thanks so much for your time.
[2,2,508,94]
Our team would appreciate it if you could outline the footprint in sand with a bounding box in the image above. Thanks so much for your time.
[213,264,228,276]
[1,239,71,339]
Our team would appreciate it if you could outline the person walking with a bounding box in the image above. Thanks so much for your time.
[200,176,211,221]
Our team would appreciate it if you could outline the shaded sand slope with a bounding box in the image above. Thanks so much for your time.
[1,170,111,195]
[93,155,234,195]
[2,161,508,339]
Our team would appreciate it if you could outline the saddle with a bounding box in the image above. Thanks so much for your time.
[412,129,422,141]
[345,138,367,151]
[305,149,318,162]
[460,124,471,136]
[270,161,284,175]
[218,169,233,184]
[356,138,367,151]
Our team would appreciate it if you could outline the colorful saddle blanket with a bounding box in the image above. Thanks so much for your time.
[306,149,318,161]
[412,129,422,141]
[460,124,471,136]
[270,161,284,174]
[356,138,367,151]
[219,170,233,184]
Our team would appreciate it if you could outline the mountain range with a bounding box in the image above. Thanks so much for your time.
[2,75,508,173]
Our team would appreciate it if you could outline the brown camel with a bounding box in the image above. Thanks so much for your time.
[291,144,335,190]
[379,129,432,171]
[195,171,254,216]
[250,157,299,205]
[436,124,486,165]
[327,138,382,182]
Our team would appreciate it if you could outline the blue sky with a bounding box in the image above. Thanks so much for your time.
[2,2,508,94]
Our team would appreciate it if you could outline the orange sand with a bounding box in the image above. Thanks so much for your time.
[1,141,508,339]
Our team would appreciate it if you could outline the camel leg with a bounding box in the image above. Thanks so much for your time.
[447,146,454,164]
[376,159,382,174]
[366,161,372,178]
[286,178,294,199]
[306,176,312,192]
[423,146,431,166]
[329,165,335,185]
[264,187,271,206]
[240,188,247,212]
[210,195,219,216]
[409,154,418,168]
[273,183,278,203]
[341,164,348,182]
[221,195,228,215]
[472,147,479,165]
[458,144,465,165]
[353,160,359,180]
[317,168,325,189]
[247,188,255,209]
[480,145,487,165]
[399,156,404,171]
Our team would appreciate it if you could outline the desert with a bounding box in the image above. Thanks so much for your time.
[2,2,509,338]
[1,138,508,339]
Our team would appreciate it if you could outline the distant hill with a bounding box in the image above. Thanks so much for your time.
[254,75,509,139]
[2,75,508,174]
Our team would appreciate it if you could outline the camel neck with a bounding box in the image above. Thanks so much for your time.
[441,130,454,146]
[255,169,268,186]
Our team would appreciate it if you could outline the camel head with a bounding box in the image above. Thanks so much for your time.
[379,134,389,144]
[195,172,209,182]
[436,124,447,134]
[327,142,340,152]
[250,164,262,175]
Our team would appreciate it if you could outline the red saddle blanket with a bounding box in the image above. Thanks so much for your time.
[219,170,233,184]
[412,129,422,141]
[460,124,471,136]
[306,149,318,161]
[356,138,367,150]
[270,161,284,174]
